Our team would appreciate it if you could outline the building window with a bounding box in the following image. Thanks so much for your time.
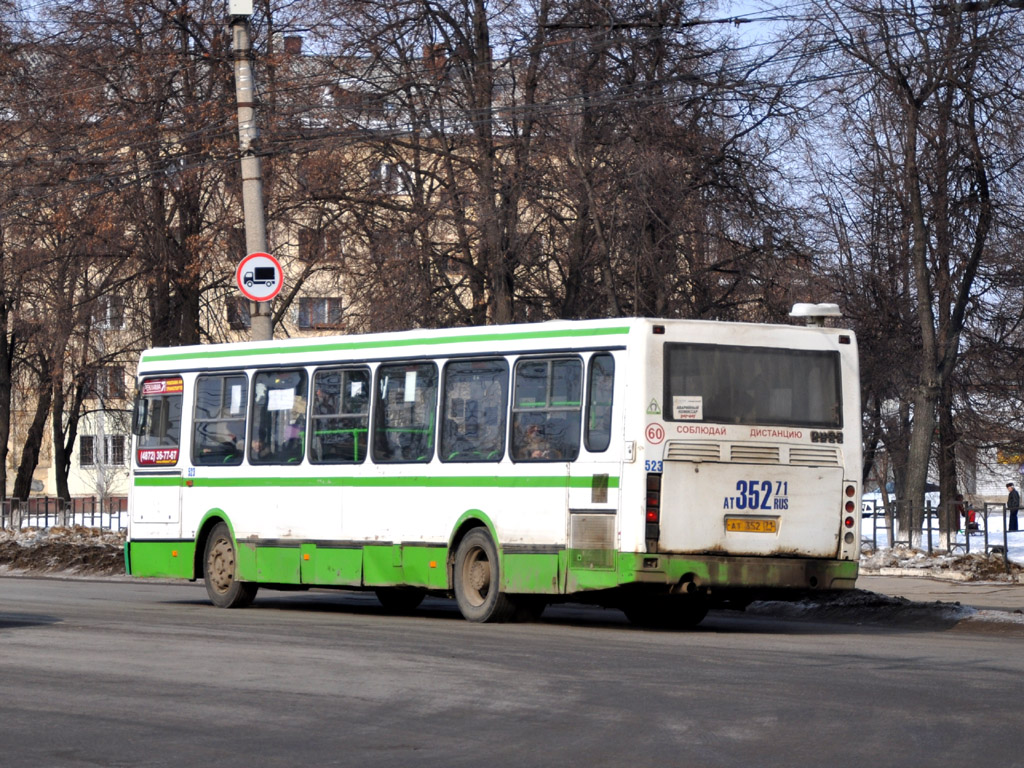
[227,297,251,330]
[80,435,95,466]
[93,296,125,330]
[298,228,341,262]
[230,226,246,260]
[298,297,344,329]
[80,435,126,466]
[89,366,126,400]
[370,161,407,194]
[108,435,125,465]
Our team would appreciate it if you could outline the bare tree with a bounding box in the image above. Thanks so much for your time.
[801,0,1024,539]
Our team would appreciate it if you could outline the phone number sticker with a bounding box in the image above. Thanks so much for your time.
[137,448,179,466]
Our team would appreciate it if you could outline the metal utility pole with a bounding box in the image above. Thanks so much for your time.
[229,1,273,341]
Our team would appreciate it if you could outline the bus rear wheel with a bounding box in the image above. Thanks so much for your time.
[203,522,258,608]
[453,529,516,623]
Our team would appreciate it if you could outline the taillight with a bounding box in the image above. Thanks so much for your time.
[844,484,857,525]
[646,473,662,546]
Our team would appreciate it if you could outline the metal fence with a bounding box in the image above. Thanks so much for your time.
[861,498,1012,571]
[0,497,128,531]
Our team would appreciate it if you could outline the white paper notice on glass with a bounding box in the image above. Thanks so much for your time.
[230,385,243,415]
[268,388,295,411]
[404,371,418,402]
[673,396,703,421]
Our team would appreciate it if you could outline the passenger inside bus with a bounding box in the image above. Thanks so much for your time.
[519,422,552,460]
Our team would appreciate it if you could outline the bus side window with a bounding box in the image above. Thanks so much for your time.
[250,370,308,465]
[310,367,369,464]
[585,353,614,452]
[511,357,582,462]
[440,359,508,462]
[372,362,438,463]
[193,373,248,466]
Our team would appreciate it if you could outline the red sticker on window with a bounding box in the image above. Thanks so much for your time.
[137,448,179,466]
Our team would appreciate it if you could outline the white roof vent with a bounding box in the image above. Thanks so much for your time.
[790,303,842,327]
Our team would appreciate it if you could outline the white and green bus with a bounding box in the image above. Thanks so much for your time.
[126,309,862,626]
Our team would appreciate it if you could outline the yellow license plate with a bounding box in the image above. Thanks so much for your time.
[725,517,778,533]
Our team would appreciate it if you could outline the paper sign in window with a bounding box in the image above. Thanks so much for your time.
[268,389,295,411]
[673,396,703,420]
[404,371,418,402]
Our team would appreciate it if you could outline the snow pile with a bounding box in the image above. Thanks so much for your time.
[746,589,978,626]
[860,545,1023,582]
[0,526,125,575]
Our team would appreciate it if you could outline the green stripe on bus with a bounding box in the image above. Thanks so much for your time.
[141,325,631,363]
[134,475,619,490]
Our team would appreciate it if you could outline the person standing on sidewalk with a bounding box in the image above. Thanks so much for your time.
[1007,482,1020,532]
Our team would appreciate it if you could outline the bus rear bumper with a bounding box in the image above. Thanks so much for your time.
[621,552,859,593]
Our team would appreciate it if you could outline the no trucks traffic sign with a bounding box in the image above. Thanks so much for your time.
[236,252,283,302]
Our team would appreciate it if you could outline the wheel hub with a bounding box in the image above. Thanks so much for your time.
[207,538,235,594]
[468,559,490,592]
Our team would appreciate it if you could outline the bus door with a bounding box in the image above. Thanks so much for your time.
[130,376,185,535]
[657,444,844,558]
[567,353,620,575]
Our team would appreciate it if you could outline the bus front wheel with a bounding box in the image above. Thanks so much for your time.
[453,529,516,623]
[203,522,258,608]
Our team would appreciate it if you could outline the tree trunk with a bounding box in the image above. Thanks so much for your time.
[0,293,12,502]
[12,376,53,500]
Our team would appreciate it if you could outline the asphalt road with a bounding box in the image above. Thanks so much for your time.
[2,576,1023,768]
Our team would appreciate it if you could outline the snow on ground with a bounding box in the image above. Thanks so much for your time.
[859,514,1024,581]
[0,526,125,575]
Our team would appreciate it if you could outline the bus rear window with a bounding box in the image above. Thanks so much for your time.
[664,343,841,428]
[134,377,184,466]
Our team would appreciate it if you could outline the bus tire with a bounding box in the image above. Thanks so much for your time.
[453,528,516,623]
[375,587,425,614]
[203,522,258,608]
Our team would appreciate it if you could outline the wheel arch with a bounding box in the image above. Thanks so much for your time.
[193,508,235,580]
[447,509,499,590]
